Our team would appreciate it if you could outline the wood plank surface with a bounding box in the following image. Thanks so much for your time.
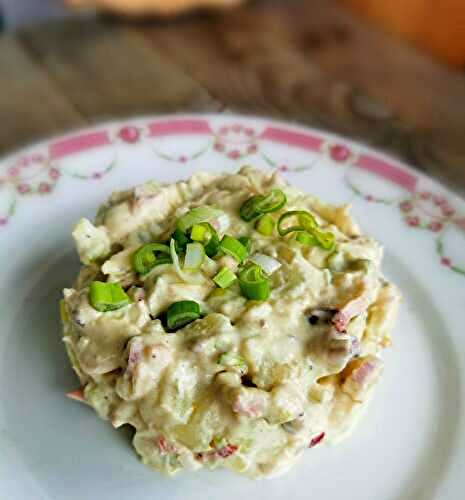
[0,0,464,193]
[18,18,219,120]
[0,35,84,152]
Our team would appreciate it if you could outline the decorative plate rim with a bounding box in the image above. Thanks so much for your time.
[1,113,464,276]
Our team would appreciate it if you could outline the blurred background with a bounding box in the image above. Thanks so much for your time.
[2,0,464,65]
[0,0,464,191]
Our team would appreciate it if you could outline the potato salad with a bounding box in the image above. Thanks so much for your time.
[61,167,400,479]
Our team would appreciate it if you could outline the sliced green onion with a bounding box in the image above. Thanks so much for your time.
[132,243,171,276]
[239,196,264,222]
[184,242,205,271]
[214,213,231,234]
[295,231,319,247]
[219,235,249,263]
[177,206,225,233]
[189,222,220,258]
[213,267,237,289]
[277,210,317,236]
[238,264,270,301]
[190,224,208,242]
[249,253,281,275]
[238,236,252,253]
[296,228,335,251]
[89,281,130,312]
[313,229,336,251]
[170,239,204,285]
[239,189,287,222]
[166,300,201,330]
[254,189,287,214]
[255,214,275,236]
[170,228,190,253]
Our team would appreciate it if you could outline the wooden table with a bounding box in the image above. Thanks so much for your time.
[1,0,465,194]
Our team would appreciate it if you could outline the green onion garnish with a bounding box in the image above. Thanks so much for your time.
[238,236,252,253]
[177,206,225,233]
[295,227,335,251]
[132,243,171,275]
[238,264,270,301]
[255,214,275,236]
[239,189,287,222]
[190,224,208,242]
[189,222,220,258]
[277,210,317,236]
[249,253,281,274]
[184,242,205,271]
[295,231,319,246]
[89,281,131,312]
[170,238,204,284]
[239,196,263,222]
[313,229,336,251]
[219,235,249,263]
[166,300,201,330]
[213,266,237,289]
[254,189,287,213]
[170,228,190,253]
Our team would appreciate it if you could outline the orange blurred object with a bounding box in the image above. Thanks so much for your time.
[66,0,243,16]
[341,0,465,66]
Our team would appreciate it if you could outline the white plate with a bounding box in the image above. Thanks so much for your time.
[1,114,464,500]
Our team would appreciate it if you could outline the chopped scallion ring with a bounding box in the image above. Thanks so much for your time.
[170,239,204,284]
[239,196,264,222]
[249,253,281,274]
[184,242,205,271]
[238,236,252,253]
[313,229,336,251]
[295,228,335,251]
[295,231,319,247]
[255,214,275,236]
[132,243,171,275]
[189,222,220,258]
[190,224,208,242]
[238,264,270,301]
[177,206,225,233]
[219,235,249,263]
[254,189,287,214]
[166,300,201,330]
[213,266,237,288]
[277,210,317,236]
[239,189,287,222]
[170,228,190,253]
[89,281,131,312]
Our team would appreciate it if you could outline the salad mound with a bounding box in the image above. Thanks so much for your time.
[61,166,400,478]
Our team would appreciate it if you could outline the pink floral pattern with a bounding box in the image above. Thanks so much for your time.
[329,144,352,163]
[117,126,141,144]
[213,124,259,160]
[0,117,463,275]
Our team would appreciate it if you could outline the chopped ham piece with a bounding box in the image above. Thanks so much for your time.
[342,355,384,401]
[127,338,143,372]
[216,444,238,458]
[232,390,268,418]
[156,436,177,456]
[66,388,86,403]
[332,295,369,332]
[309,432,325,448]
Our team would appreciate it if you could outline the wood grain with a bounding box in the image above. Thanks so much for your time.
[0,35,84,152]
[17,18,219,119]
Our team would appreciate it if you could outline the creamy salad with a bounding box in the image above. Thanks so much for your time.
[61,167,400,479]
